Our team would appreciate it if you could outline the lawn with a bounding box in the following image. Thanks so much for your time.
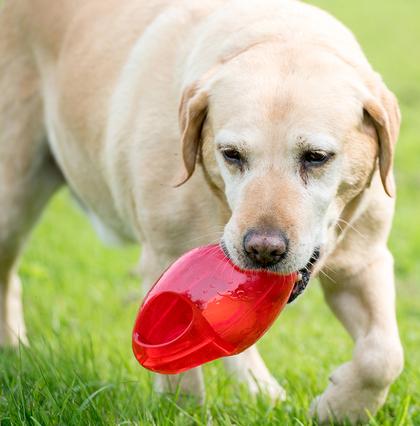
[1,1,419,425]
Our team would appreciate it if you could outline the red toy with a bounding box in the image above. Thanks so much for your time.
[132,244,297,374]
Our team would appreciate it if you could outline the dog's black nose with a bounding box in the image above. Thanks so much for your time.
[243,229,288,267]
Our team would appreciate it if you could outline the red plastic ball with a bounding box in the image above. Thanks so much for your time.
[132,244,297,374]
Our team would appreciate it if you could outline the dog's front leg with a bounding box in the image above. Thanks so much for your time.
[138,245,205,403]
[311,248,403,424]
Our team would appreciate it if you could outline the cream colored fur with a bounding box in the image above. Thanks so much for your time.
[0,0,403,423]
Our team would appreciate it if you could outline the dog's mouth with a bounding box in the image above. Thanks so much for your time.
[220,241,320,303]
[287,248,320,304]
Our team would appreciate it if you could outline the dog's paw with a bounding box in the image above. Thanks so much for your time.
[309,363,388,424]
[154,368,205,405]
[0,332,28,348]
[242,372,286,403]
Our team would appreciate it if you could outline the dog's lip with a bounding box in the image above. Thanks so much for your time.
[299,248,320,276]
[288,248,321,303]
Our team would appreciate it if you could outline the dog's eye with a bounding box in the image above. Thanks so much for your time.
[301,150,333,167]
[222,148,243,165]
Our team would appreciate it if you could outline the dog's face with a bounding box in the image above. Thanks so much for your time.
[178,45,399,275]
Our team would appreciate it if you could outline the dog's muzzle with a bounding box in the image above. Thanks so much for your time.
[220,240,320,303]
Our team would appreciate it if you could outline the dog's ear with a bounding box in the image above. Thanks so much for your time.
[363,75,401,197]
[174,80,209,187]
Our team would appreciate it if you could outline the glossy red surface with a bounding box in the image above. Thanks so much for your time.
[132,244,297,374]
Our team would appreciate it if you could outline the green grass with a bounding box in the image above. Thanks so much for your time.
[1,1,420,424]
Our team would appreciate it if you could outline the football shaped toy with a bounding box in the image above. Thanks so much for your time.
[132,244,297,374]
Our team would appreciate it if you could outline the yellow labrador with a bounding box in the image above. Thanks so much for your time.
[0,0,402,423]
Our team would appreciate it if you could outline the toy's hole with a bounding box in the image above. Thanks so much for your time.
[137,292,194,346]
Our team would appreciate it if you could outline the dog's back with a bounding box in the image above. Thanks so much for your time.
[1,0,224,239]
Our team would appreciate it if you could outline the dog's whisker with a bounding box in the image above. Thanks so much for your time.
[322,264,337,275]
[319,269,337,284]
[336,218,368,241]
[336,222,345,234]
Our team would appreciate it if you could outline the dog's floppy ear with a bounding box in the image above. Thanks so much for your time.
[363,76,401,197]
[174,80,209,187]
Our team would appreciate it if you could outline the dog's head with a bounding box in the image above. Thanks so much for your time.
[176,42,400,276]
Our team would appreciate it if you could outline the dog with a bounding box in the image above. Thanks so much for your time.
[0,0,403,423]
